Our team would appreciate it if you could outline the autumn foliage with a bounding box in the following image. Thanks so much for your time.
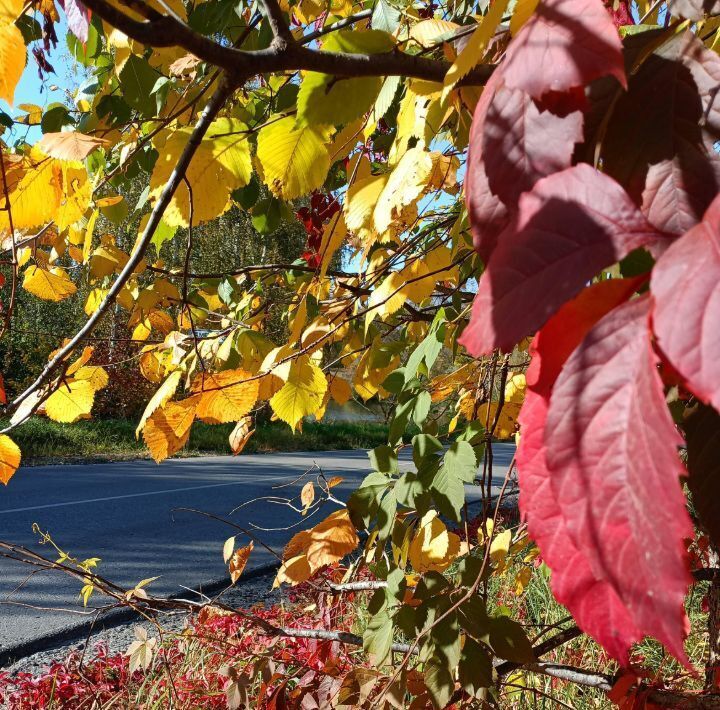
[1,0,720,705]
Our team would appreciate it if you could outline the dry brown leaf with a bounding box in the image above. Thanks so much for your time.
[37,132,108,161]
[229,541,253,584]
[229,415,254,454]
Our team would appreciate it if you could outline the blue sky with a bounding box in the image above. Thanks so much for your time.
[1,17,75,141]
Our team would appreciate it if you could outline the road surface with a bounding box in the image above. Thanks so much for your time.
[0,446,515,663]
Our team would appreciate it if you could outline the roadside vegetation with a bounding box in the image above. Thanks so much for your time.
[5,418,391,464]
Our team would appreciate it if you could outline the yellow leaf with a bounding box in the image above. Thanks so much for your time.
[191,369,259,424]
[489,528,512,566]
[270,357,328,430]
[300,481,315,512]
[409,19,459,48]
[229,541,253,583]
[0,434,21,485]
[149,118,251,227]
[408,510,460,574]
[515,566,532,595]
[306,509,358,570]
[374,147,434,234]
[329,376,352,406]
[136,369,182,436]
[72,366,109,392]
[504,373,526,405]
[142,398,196,463]
[0,0,23,24]
[256,116,332,200]
[85,287,108,316]
[223,535,235,563]
[344,174,387,235]
[45,379,95,423]
[443,0,510,93]
[475,401,521,439]
[37,132,108,161]
[229,415,254,454]
[510,0,540,35]
[274,553,312,588]
[0,23,24,105]
[23,265,77,302]
[319,212,347,278]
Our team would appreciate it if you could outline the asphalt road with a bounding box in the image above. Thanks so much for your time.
[0,445,515,663]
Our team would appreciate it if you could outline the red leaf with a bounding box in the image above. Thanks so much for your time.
[651,194,720,411]
[482,85,584,208]
[598,32,720,235]
[518,279,645,663]
[466,71,510,263]
[459,164,663,355]
[545,295,693,665]
[501,0,625,100]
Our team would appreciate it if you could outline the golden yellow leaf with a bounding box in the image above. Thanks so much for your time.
[142,398,197,463]
[443,0,510,92]
[229,541,253,584]
[191,369,259,424]
[37,132,108,161]
[23,265,77,302]
[0,23,24,105]
[408,510,461,574]
[136,369,182,436]
[149,118,251,227]
[510,0,540,34]
[505,373,526,405]
[329,376,352,406]
[374,147,434,234]
[256,116,332,200]
[274,553,312,588]
[283,529,312,561]
[0,0,23,24]
[270,357,328,430]
[490,528,512,567]
[44,379,95,423]
[319,212,347,278]
[305,509,358,570]
[0,434,21,485]
[229,415,254,454]
[71,366,109,392]
[475,401,522,439]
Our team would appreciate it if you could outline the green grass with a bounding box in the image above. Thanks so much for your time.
[7,417,391,463]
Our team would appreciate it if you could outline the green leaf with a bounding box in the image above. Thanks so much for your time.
[431,441,477,521]
[376,489,397,540]
[458,638,493,696]
[119,55,161,118]
[150,219,177,253]
[424,654,455,710]
[297,73,382,127]
[369,444,398,475]
[363,609,393,666]
[488,616,535,663]
[41,105,73,133]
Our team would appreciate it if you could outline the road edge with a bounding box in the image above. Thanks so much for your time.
[0,561,280,669]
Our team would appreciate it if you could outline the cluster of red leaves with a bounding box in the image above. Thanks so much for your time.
[0,568,373,709]
[0,643,133,709]
[460,0,720,669]
[296,192,340,268]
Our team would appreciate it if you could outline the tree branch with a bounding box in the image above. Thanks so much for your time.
[80,0,494,86]
[261,0,293,44]
[6,78,235,421]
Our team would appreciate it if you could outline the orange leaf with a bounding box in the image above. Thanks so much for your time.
[229,541,253,584]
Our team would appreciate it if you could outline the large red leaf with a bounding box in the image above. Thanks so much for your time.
[459,164,663,355]
[544,295,693,665]
[466,71,510,263]
[482,85,584,208]
[651,194,720,411]
[501,0,625,100]
[598,32,720,235]
[518,279,646,663]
